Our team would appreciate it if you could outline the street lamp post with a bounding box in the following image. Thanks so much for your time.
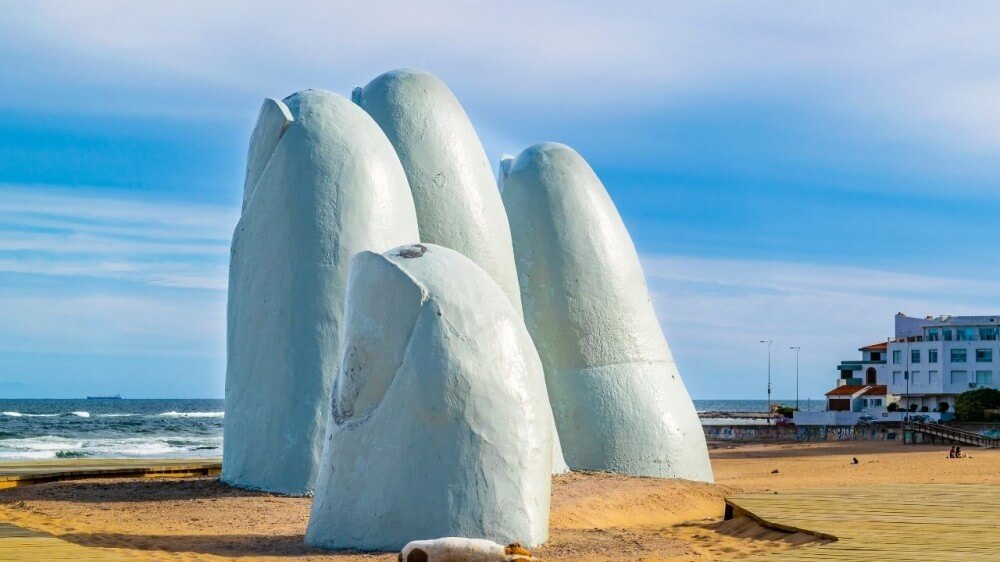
[790,346,801,411]
[904,331,911,419]
[761,340,773,424]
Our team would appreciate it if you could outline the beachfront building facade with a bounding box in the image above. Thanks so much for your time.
[797,313,1000,425]
[884,313,1000,412]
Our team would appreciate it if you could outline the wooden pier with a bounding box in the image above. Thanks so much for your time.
[0,458,221,560]
[0,458,221,489]
[0,522,138,560]
[901,420,1000,448]
[726,483,1000,561]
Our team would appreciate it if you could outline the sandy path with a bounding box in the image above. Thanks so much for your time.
[0,441,996,561]
[712,440,1000,490]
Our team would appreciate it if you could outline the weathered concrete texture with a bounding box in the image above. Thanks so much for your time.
[306,244,552,551]
[501,142,713,482]
[242,98,293,211]
[355,69,569,474]
[223,90,420,495]
[353,69,524,315]
[497,154,516,193]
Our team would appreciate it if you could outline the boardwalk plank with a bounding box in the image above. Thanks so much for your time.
[0,459,221,559]
[727,484,1000,561]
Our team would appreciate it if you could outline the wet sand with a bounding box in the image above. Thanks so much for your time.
[0,440,997,561]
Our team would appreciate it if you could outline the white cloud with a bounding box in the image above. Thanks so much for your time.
[5,183,999,399]
[3,1,1000,150]
[0,259,226,291]
[643,254,1000,399]
[0,185,238,241]
[0,292,225,357]
[0,186,230,362]
[0,185,233,290]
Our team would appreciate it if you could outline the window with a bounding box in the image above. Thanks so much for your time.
[927,328,941,341]
[981,327,997,341]
[871,351,882,361]
[977,348,993,362]
[911,370,922,385]
[911,349,921,363]
[943,329,954,341]
[870,398,882,407]
[957,327,976,341]
[951,370,967,384]
[929,370,939,384]
[976,370,993,386]
[929,349,939,363]
[892,350,902,364]
[892,371,902,384]
[951,349,967,363]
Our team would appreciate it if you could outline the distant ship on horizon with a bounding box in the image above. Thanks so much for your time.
[86,394,122,400]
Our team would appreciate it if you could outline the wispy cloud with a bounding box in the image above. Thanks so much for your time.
[0,185,234,290]
[4,2,1000,151]
[0,185,237,241]
[0,291,225,358]
[644,254,1000,398]
[4,183,998,398]
[0,186,230,366]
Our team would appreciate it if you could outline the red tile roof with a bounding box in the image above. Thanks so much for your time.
[826,385,866,396]
[862,385,888,396]
[860,342,888,351]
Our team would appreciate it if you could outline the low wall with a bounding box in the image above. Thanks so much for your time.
[793,410,954,426]
[704,424,898,443]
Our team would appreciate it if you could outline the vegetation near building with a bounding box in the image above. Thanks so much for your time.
[775,406,796,418]
[954,388,1000,421]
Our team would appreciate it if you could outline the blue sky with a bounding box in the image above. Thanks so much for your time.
[3,2,1000,399]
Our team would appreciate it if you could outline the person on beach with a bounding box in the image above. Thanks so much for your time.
[949,446,956,458]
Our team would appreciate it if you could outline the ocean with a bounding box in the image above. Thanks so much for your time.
[0,399,223,461]
[693,399,827,413]
[0,398,823,461]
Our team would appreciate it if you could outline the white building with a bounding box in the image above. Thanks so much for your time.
[886,313,999,412]
[797,313,1000,425]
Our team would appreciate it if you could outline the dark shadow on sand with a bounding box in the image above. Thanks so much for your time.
[0,476,269,504]
[708,441,949,460]
[55,531,392,558]
[674,517,832,546]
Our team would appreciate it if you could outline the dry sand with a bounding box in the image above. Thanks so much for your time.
[0,440,997,561]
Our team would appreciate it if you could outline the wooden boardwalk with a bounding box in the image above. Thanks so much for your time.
[0,458,221,560]
[0,457,221,489]
[726,483,1000,561]
[0,522,138,560]
[902,420,1000,448]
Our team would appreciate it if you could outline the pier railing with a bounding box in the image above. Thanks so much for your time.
[902,420,1000,448]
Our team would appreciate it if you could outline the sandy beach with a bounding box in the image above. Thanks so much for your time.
[0,440,997,561]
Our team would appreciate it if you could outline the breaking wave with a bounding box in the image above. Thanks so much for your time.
[0,399,224,461]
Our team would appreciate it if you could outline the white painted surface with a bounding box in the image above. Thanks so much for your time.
[831,313,1000,411]
[355,69,567,474]
[223,90,420,495]
[241,97,293,211]
[501,143,713,482]
[306,244,552,551]
[354,69,524,315]
[793,410,952,425]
